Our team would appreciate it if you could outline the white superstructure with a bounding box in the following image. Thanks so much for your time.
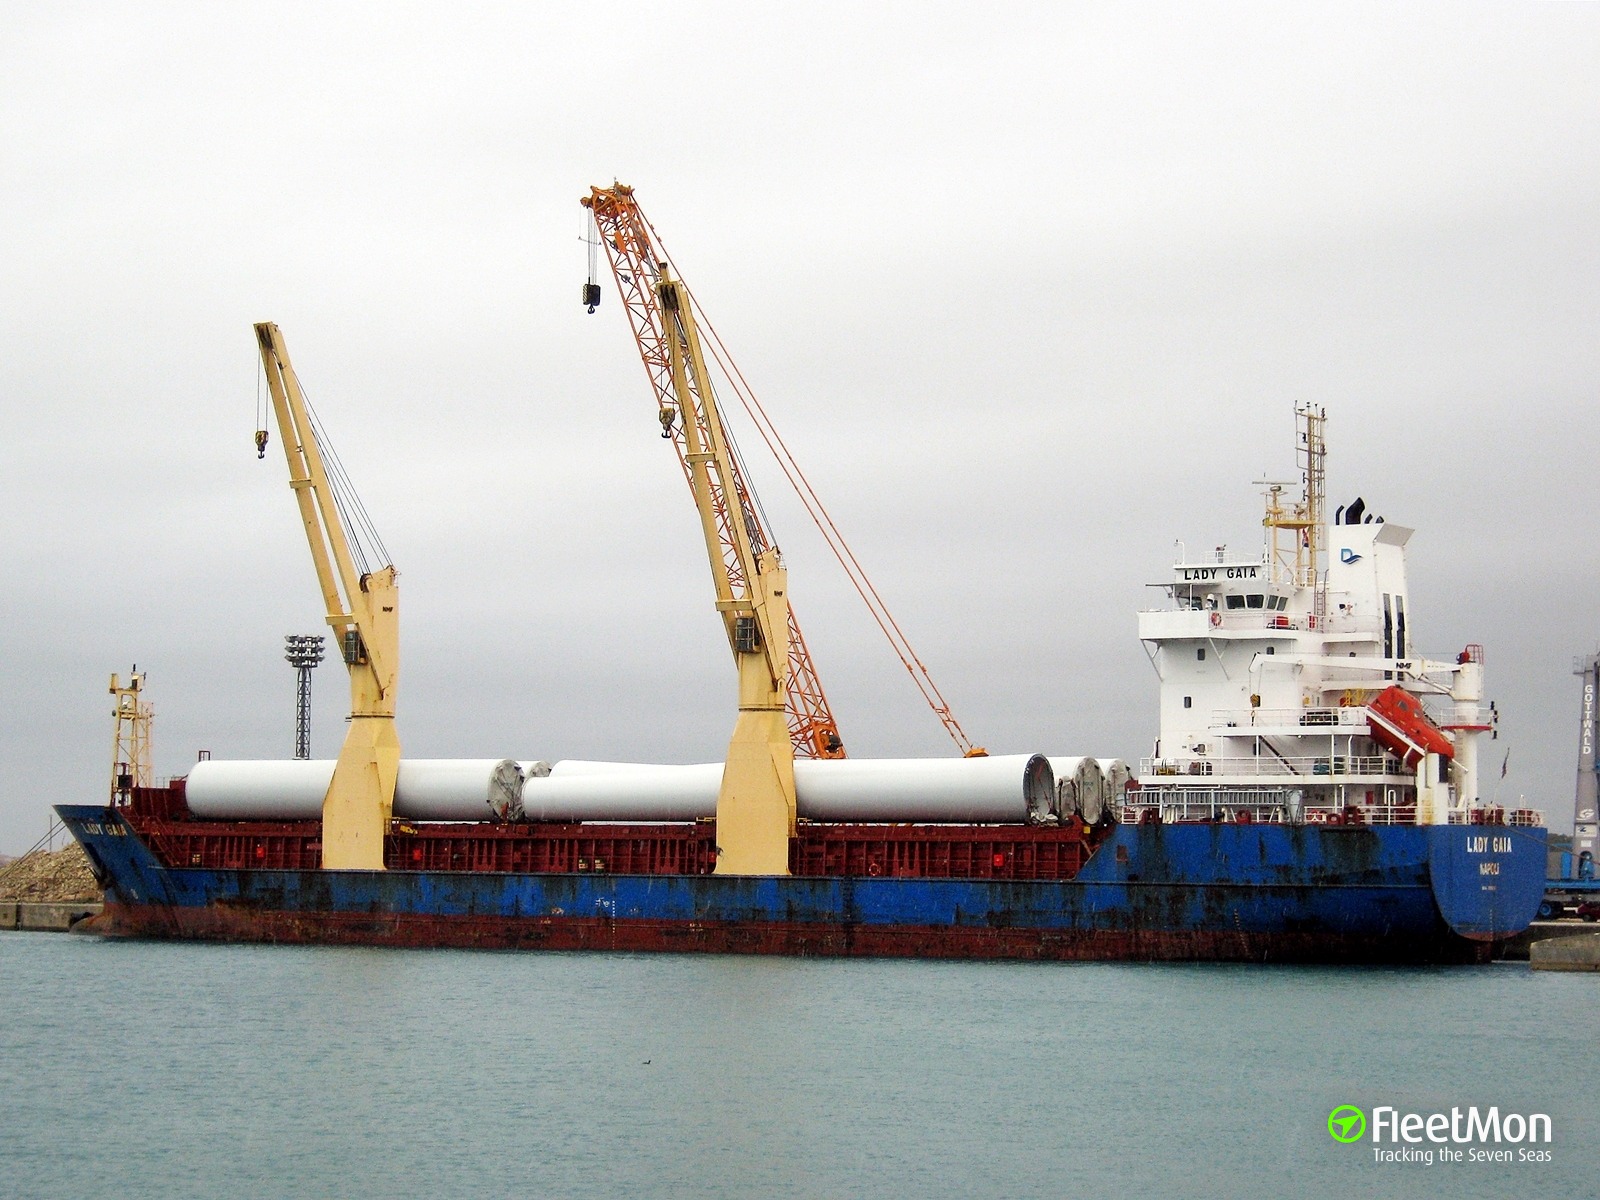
[1130,405,1535,828]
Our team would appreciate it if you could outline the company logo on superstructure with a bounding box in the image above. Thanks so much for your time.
[1327,1105,1554,1167]
[1583,682,1594,763]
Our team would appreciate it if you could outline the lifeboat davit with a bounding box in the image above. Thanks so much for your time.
[1366,685,1454,767]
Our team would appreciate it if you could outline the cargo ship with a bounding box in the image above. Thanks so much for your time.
[58,403,1546,962]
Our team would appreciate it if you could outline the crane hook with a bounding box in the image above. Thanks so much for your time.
[255,429,269,459]
[658,403,677,439]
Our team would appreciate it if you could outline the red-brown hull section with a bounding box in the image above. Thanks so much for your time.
[85,902,1497,964]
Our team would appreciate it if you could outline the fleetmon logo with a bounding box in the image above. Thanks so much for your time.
[1328,1106,1366,1143]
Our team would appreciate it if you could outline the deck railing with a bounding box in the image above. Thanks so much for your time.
[1141,753,1404,779]
[1142,608,1384,637]
[1120,790,1544,828]
[1209,706,1373,730]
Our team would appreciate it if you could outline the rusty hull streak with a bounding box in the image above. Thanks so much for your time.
[89,902,1497,964]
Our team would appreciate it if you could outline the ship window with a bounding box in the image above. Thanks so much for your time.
[1266,646,1275,655]
[1197,647,1206,661]
[1273,596,1287,610]
[1226,594,1245,610]
[1246,594,1264,609]
[1183,696,1192,708]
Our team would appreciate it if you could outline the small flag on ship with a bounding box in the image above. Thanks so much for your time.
[1501,749,1509,779]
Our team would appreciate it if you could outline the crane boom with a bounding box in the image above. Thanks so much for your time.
[659,270,798,873]
[254,322,399,871]
[582,184,846,763]
[583,182,985,760]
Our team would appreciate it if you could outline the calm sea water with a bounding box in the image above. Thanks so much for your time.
[0,933,1594,1199]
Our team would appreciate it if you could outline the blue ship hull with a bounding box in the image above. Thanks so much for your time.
[55,805,1546,963]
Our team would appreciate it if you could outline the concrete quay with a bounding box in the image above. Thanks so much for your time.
[1496,920,1600,961]
[1530,931,1600,972]
[0,901,104,932]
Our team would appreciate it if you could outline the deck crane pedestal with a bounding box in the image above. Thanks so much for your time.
[254,322,399,871]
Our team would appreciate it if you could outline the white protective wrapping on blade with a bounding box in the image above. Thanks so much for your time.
[185,758,528,821]
[517,754,1054,824]
[186,754,1059,825]
[1095,758,1132,823]
[1046,756,1105,823]
[519,762,723,822]
[795,754,1054,823]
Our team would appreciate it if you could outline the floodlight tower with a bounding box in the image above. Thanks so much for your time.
[284,634,326,760]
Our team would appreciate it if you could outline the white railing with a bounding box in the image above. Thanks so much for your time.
[1120,787,1293,824]
[1121,790,1418,826]
[1210,706,1372,730]
[1141,754,1404,780]
[1439,705,1494,729]
[1140,608,1383,637]
[1123,789,1543,828]
[1120,788,1418,826]
[1300,805,1418,826]
[1447,807,1546,828]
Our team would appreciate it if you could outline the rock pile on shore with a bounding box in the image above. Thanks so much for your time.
[0,844,102,902]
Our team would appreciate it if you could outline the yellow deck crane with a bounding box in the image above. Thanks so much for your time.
[582,188,820,874]
[660,267,799,874]
[582,186,847,768]
[254,322,399,871]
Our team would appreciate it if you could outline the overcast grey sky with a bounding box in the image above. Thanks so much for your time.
[3,3,1597,852]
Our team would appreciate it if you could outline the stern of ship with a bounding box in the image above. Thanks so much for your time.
[1426,822,1546,946]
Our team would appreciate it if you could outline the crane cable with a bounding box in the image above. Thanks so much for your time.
[582,208,602,313]
[298,381,392,580]
[254,357,270,459]
[255,354,393,580]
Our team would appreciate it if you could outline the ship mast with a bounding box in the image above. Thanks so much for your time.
[1262,403,1327,591]
[109,668,152,807]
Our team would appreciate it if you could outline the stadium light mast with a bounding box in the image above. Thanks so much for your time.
[284,634,326,760]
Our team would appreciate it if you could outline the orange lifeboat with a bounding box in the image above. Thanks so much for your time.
[1366,685,1454,766]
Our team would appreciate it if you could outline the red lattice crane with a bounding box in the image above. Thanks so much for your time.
[581,183,984,760]
[582,183,846,761]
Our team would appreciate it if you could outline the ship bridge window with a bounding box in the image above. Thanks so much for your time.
[1271,596,1288,611]
[1246,594,1265,609]
[1225,594,1245,610]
